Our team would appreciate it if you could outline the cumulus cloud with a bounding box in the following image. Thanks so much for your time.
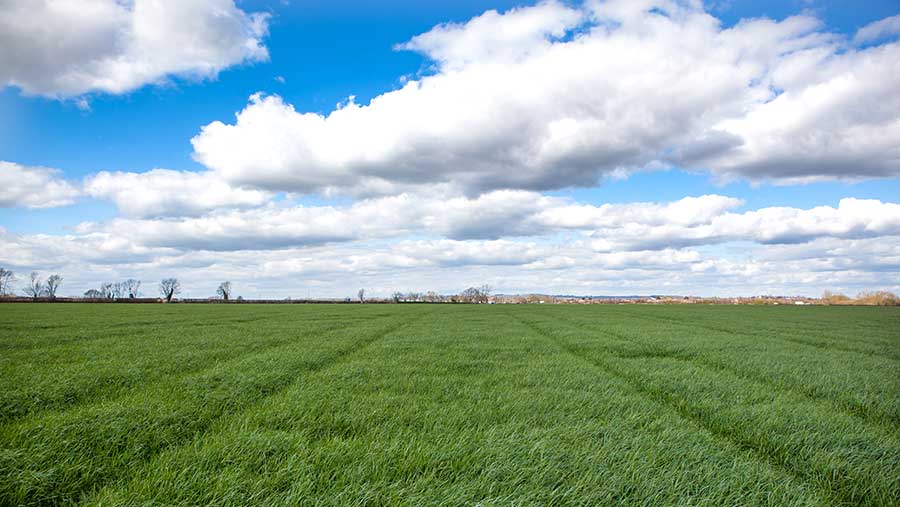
[687,39,900,181]
[0,0,269,97]
[0,161,80,208]
[84,169,271,218]
[397,1,585,70]
[191,0,900,195]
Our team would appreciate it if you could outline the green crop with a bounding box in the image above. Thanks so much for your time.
[1,303,897,506]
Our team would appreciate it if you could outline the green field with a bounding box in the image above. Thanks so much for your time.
[1,303,898,506]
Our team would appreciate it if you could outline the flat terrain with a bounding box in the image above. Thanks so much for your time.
[0,303,898,506]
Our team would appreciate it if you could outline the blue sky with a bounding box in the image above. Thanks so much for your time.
[1,0,899,298]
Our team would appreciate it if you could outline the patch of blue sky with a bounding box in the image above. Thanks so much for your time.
[713,0,899,32]
[0,201,118,235]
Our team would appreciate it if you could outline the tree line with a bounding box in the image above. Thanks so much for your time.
[392,285,492,304]
[0,269,62,300]
[0,268,234,302]
[2,267,495,304]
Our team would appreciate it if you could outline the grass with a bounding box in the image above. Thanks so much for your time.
[0,303,898,506]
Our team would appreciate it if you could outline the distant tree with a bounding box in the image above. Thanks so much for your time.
[855,290,899,306]
[159,278,181,302]
[23,272,45,300]
[216,281,233,301]
[100,282,115,299]
[821,290,851,305]
[459,285,491,304]
[45,274,62,299]
[392,291,403,303]
[0,267,14,296]
[358,288,365,303]
[122,279,141,298]
[479,285,492,303]
[83,289,103,299]
[459,287,478,303]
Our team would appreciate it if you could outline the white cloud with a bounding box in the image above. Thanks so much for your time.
[854,14,900,45]
[424,190,562,239]
[392,239,703,271]
[536,194,744,230]
[3,224,898,299]
[393,239,548,267]
[0,0,269,97]
[84,169,271,218]
[52,191,900,256]
[688,39,900,181]
[0,230,170,269]
[84,195,419,251]
[191,1,900,195]
[0,161,80,208]
[585,198,900,251]
[397,1,585,70]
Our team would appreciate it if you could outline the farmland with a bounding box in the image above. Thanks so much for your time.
[1,303,898,506]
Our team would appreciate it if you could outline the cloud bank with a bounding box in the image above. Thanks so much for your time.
[65,193,899,253]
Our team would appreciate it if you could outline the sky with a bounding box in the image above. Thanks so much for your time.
[1,0,899,299]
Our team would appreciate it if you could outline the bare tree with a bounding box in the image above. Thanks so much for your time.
[123,279,141,299]
[45,274,62,299]
[100,282,115,299]
[358,288,365,303]
[159,278,181,302]
[479,284,492,304]
[459,285,491,304]
[83,289,103,299]
[23,272,45,300]
[216,281,233,301]
[0,268,14,296]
